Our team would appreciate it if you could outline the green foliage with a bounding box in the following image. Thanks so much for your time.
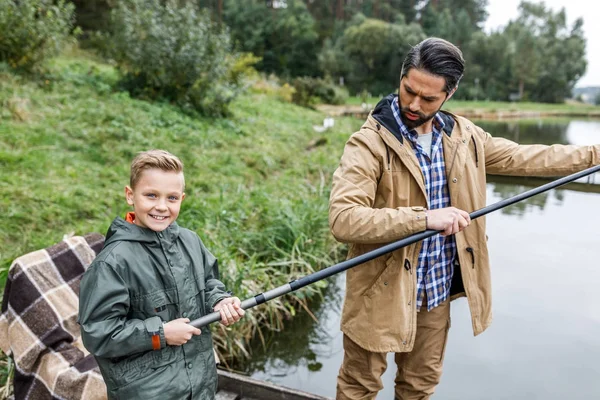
[291,77,348,107]
[596,93,600,106]
[0,52,356,363]
[504,1,587,103]
[223,0,319,78]
[420,0,488,32]
[70,0,112,33]
[192,0,589,104]
[0,0,76,72]
[108,0,250,117]
[322,17,425,95]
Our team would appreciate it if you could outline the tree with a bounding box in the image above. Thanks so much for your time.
[419,0,488,32]
[224,0,319,78]
[505,19,541,101]
[322,17,425,94]
[458,31,513,101]
[506,1,586,103]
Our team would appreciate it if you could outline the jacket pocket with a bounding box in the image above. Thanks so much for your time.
[108,349,153,389]
[131,288,178,323]
[363,253,396,298]
[109,347,180,395]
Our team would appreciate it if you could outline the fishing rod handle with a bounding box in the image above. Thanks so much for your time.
[189,298,257,328]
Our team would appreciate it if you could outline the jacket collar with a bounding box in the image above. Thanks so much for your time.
[105,215,180,247]
[371,93,455,144]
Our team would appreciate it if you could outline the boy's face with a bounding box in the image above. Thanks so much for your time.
[125,168,185,232]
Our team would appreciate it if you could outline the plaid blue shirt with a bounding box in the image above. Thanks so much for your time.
[391,97,456,311]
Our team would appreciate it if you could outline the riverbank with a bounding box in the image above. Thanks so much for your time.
[0,50,359,375]
[318,99,600,120]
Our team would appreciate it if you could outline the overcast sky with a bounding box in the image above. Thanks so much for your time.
[484,0,598,88]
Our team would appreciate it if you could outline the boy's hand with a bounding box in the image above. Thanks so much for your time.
[163,318,201,346]
[213,297,245,326]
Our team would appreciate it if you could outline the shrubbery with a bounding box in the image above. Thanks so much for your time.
[108,0,253,117]
[291,77,348,108]
[0,0,76,72]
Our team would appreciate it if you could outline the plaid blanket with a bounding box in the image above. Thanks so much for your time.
[0,233,108,400]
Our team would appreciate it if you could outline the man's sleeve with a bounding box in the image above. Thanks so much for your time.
[329,132,426,245]
[482,129,600,176]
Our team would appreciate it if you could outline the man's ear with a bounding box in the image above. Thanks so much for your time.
[447,86,458,101]
[125,186,134,206]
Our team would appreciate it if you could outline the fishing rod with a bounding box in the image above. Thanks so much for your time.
[190,164,600,329]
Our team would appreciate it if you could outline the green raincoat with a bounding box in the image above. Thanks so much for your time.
[79,217,230,399]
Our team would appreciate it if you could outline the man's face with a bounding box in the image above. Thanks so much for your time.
[398,68,453,130]
[125,168,185,232]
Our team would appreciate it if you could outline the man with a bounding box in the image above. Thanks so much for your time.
[329,37,600,400]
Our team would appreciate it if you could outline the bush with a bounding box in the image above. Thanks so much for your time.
[0,0,76,72]
[108,0,251,117]
[291,77,348,108]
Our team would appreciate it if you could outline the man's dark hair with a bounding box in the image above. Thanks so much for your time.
[400,37,465,94]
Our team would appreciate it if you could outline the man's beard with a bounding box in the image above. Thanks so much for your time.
[399,101,442,130]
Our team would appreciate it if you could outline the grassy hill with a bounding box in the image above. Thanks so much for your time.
[0,50,359,367]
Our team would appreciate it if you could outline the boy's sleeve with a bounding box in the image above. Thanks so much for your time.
[79,261,166,358]
[199,240,230,312]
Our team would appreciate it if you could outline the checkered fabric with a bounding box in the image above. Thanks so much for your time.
[391,97,457,311]
[0,233,108,400]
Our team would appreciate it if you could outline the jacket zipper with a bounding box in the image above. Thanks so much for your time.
[466,247,475,269]
[471,136,479,167]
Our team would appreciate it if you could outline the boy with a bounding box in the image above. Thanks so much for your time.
[79,149,244,400]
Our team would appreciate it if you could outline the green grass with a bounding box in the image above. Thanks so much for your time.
[0,50,361,369]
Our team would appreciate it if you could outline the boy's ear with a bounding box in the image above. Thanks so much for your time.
[125,186,134,206]
[182,192,186,202]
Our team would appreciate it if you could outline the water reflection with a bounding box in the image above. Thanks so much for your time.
[243,119,600,399]
[242,276,345,395]
[479,119,600,216]
[490,184,559,217]
[477,119,571,145]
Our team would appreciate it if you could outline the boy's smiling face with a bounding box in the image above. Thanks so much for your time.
[125,168,185,232]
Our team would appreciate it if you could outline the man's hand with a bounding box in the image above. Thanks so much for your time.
[213,297,245,326]
[426,207,471,236]
[163,318,201,346]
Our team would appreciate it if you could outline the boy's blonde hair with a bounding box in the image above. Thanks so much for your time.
[130,150,185,189]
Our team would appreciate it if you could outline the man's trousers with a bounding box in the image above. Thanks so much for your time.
[336,299,451,400]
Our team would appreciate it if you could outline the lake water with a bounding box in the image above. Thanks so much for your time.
[242,119,600,399]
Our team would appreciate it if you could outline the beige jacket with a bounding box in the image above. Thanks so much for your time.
[329,94,600,353]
